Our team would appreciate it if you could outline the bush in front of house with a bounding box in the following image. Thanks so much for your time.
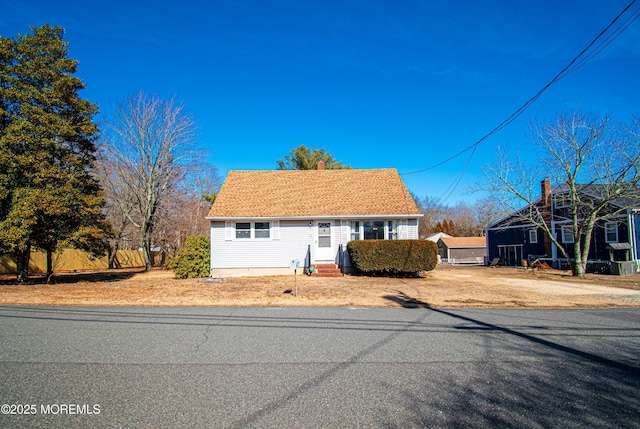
[347,239,438,276]
[167,235,210,278]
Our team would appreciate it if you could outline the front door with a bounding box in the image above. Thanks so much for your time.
[316,221,334,261]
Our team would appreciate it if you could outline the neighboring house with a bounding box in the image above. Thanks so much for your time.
[486,179,640,269]
[437,237,487,265]
[425,232,452,243]
[206,166,423,277]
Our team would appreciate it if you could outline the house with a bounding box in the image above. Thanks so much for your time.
[437,236,487,265]
[486,179,640,269]
[425,232,452,242]
[205,165,423,277]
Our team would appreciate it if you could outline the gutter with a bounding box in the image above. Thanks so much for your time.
[206,214,424,221]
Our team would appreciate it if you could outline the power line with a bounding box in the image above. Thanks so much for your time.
[402,0,640,195]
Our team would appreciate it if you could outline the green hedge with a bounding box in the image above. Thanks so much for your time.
[167,235,210,279]
[347,240,437,276]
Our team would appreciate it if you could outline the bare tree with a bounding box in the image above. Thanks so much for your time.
[415,194,498,238]
[152,169,220,260]
[473,197,507,234]
[99,92,203,270]
[479,112,640,277]
[414,195,449,238]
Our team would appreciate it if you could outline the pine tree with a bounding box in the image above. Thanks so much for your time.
[277,145,350,170]
[0,25,109,282]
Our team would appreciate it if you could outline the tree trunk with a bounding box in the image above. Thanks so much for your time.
[46,250,54,284]
[15,246,31,284]
[108,238,120,269]
[572,239,588,278]
[142,221,153,271]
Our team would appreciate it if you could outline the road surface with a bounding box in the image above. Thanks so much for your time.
[0,305,638,428]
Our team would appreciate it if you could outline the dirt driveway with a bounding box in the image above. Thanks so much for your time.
[1,265,639,308]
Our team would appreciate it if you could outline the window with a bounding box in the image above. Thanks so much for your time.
[348,219,402,241]
[255,222,270,239]
[554,194,570,209]
[318,222,331,247]
[529,229,538,244]
[235,222,251,239]
[350,221,360,240]
[363,221,385,240]
[234,222,270,239]
[561,226,574,243]
[605,222,618,243]
[388,221,398,240]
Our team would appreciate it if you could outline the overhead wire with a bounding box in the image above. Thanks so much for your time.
[402,0,640,202]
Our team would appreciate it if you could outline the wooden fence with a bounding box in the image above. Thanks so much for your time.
[0,249,146,274]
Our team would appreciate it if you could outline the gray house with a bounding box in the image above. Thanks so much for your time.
[437,237,487,265]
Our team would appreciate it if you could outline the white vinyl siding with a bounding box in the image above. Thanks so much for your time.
[212,220,311,269]
[211,217,421,271]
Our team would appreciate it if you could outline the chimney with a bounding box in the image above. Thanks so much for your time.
[317,160,325,170]
[541,179,551,206]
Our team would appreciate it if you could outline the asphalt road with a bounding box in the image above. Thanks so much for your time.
[0,305,638,428]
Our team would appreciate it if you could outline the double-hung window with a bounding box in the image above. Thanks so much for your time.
[350,221,360,241]
[235,222,270,239]
[529,229,538,244]
[554,194,570,209]
[388,221,398,240]
[605,222,618,243]
[235,222,251,239]
[561,226,574,244]
[254,222,270,239]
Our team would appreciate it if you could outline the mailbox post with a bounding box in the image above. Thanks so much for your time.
[290,259,300,296]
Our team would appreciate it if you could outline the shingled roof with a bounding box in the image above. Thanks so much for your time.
[207,169,421,218]
[440,237,486,248]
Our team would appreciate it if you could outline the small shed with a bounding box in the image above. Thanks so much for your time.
[425,232,452,242]
[438,237,487,265]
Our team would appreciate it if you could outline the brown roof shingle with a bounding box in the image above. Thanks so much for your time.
[207,169,421,218]
[440,237,486,248]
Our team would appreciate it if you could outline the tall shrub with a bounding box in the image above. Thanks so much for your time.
[348,240,437,276]
[167,235,210,278]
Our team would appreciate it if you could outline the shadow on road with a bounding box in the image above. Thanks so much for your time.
[0,301,639,427]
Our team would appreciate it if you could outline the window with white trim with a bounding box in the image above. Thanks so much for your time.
[235,222,251,239]
[348,220,401,240]
[255,222,270,239]
[350,221,360,240]
[529,229,538,244]
[234,222,271,239]
[388,221,398,240]
[561,226,574,243]
[605,222,618,243]
[554,194,571,209]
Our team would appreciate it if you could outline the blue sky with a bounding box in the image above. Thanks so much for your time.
[2,0,639,203]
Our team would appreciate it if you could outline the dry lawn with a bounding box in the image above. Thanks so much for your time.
[1,265,639,308]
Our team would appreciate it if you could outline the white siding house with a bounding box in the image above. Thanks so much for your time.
[206,167,422,277]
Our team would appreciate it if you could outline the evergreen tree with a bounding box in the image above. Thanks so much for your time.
[0,25,109,282]
[277,145,350,170]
